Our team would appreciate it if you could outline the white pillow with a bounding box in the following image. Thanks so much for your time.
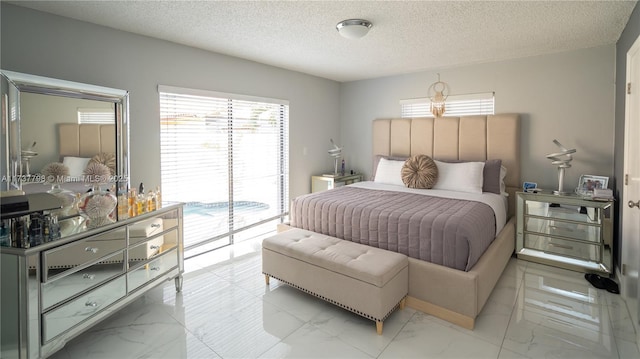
[63,156,91,177]
[433,160,485,194]
[374,158,405,186]
[500,165,508,196]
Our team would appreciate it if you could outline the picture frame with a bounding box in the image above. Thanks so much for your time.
[523,181,537,191]
[577,174,609,195]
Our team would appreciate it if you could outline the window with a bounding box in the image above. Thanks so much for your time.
[400,92,495,118]
[77,108,115,124]
[159,85,289,257]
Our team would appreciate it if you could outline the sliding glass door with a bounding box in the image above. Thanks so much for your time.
[159,86,289,257]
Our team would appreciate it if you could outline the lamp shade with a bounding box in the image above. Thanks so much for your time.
[336,19,372,39]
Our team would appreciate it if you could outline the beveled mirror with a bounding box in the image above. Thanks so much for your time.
[1,70,129,231]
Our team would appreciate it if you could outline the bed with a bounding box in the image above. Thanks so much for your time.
[22,123,116,194]
[289,114,520,329]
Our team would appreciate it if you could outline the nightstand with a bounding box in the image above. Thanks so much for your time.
[516,191,613,275]
[311,173,363,193]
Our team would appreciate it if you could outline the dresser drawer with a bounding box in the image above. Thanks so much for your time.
[524,234,600,262]
[41,251,125,310]
[42,276,126,342]
[525,217,601,243]
[128,248,178,293]
[129,217,164,246]
[525,201,601,224]
[129,234,164,261]
[43,228,126,281]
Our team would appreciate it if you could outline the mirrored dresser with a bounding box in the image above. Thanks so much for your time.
[0,204,184,359]
[0,69,183,358]
[516,191,613,275]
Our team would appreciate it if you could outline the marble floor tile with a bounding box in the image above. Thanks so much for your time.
[49,301,219,359]
[607,299,638,342]
[616,337,640,359]
[503,305,620,358]
[308,301,415,357]
[501,257,528,281]
[258,323,373,359]
[43,239,640,359]
[261,283,332,322]
[183,296,305,358]
[427,297,513,347]
[496,347,532,359]
[378,311,502,358]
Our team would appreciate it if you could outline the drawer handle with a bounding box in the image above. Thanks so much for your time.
[150,266,160,271]
[151,224,161,228]
[83,274,95,280]
[150,245,160,250]
[85,247,99,254]
[85,301,99,307]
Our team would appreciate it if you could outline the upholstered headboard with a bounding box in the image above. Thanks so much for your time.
[58,123,116,158]
[372,114,520,217]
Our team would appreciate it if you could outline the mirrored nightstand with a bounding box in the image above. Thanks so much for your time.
[516,191,613,275]
[311,173,363,193]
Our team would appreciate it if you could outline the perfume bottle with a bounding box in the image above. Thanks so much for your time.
[155,186,162,209]
[146,190,156,212]
[117,189,129,220]
[11,216,29,248]
[128,189,137,217]
[29,213,43,247]
[47,214,60,241]
[0,220,9,247]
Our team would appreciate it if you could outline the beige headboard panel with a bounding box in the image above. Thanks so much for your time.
[373,114,521,216]
[58,123,116,158]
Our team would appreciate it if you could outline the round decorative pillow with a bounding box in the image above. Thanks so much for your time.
[89,152,116,175]
[401,155,438,189]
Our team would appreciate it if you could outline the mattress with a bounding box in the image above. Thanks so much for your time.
[291,182,507,271]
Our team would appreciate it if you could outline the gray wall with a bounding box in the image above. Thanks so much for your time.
[339,46,616,191]
[0,3,341,200]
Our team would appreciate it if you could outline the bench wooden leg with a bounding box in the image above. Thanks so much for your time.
[265,274,270,285]
[399,297,406,310]
[376,321,383,335]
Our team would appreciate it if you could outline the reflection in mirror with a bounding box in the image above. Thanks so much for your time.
[1,70,129,237]
[20,92,115,175]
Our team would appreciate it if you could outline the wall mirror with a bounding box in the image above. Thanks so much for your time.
[1,70,129,234]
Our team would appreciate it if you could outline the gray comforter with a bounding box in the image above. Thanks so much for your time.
[290,186,496,271]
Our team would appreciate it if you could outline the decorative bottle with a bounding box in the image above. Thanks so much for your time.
[128,189,137,217]
[156,186,162,209]
[146,190,156,212]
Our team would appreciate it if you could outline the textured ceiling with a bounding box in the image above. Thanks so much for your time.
[9,1,638,82]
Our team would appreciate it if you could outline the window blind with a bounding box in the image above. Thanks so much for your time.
[400,92,495,118]
[77,108,115,124]
[159,85,289,255]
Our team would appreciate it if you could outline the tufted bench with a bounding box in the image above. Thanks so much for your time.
[262,228,408,334]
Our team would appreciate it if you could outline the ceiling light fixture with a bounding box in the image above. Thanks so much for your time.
[336,19,372,39]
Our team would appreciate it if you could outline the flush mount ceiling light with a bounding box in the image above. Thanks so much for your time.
[336,19,372,39]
